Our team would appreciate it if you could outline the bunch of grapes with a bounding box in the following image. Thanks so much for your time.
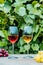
[0,49,8,57]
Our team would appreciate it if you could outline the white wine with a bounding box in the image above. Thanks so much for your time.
[23,35,32,43]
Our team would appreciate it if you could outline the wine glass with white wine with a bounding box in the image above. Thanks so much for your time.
[23,26,33,54]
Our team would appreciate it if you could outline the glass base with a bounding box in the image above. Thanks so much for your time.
[8,54,34,59]
[8,55,18,59]
[23,56,33,59]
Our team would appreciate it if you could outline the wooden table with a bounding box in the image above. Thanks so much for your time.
[0,54,43,65]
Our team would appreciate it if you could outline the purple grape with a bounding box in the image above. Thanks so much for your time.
[3,50,7,54]
[5,50,8,53]
[4,53,8,57]
[0,49,2,53]
[5,53,8,56]
[0,53,3,57]
[4,54,6,57]
[0,49,9,57]
[1,49,5,53]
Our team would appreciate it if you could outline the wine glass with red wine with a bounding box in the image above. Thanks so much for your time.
[8,26,19,59]
[22,26,33,54]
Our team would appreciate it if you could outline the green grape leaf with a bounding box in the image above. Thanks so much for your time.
[31,44,39,51]
[34,3,40,8]
[19,46,25,53]
[40,44,43,50]
[0,30,4,37]
[24,15,33,24]
[12,2,23,7]
[2,30,8,39]
[0,41,7,47]
[20,24,26,30]
[0,0,5,4]
[0,4,4,11]
[24,44,30,51]
[33,25,39,33]
[4,2,11,13]
[29,15,35,19]
[29,9,41,16]
[40,15,43,19]
[19,37,24,46]
[32,1,38,6]
[16,0,31,3]
[26,4,33,11]
[40,20,43,27]
[8,0,12,3]
[15,7,26,16]
[40,0,43,2]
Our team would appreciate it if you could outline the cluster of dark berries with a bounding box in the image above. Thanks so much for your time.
[0,49,8,57]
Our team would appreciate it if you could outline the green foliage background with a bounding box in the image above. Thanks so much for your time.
[0,0,43,54]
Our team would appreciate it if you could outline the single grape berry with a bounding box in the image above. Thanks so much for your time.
[0,49,2,53]
[5,53,8,56]
[0,53,3,57]
[1,49,5,53]
[4,54,7,57]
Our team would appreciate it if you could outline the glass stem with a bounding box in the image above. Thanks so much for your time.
[12,44,14,54]
[27,43,29,54]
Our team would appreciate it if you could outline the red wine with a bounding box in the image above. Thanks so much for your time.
[8,35,18,44]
